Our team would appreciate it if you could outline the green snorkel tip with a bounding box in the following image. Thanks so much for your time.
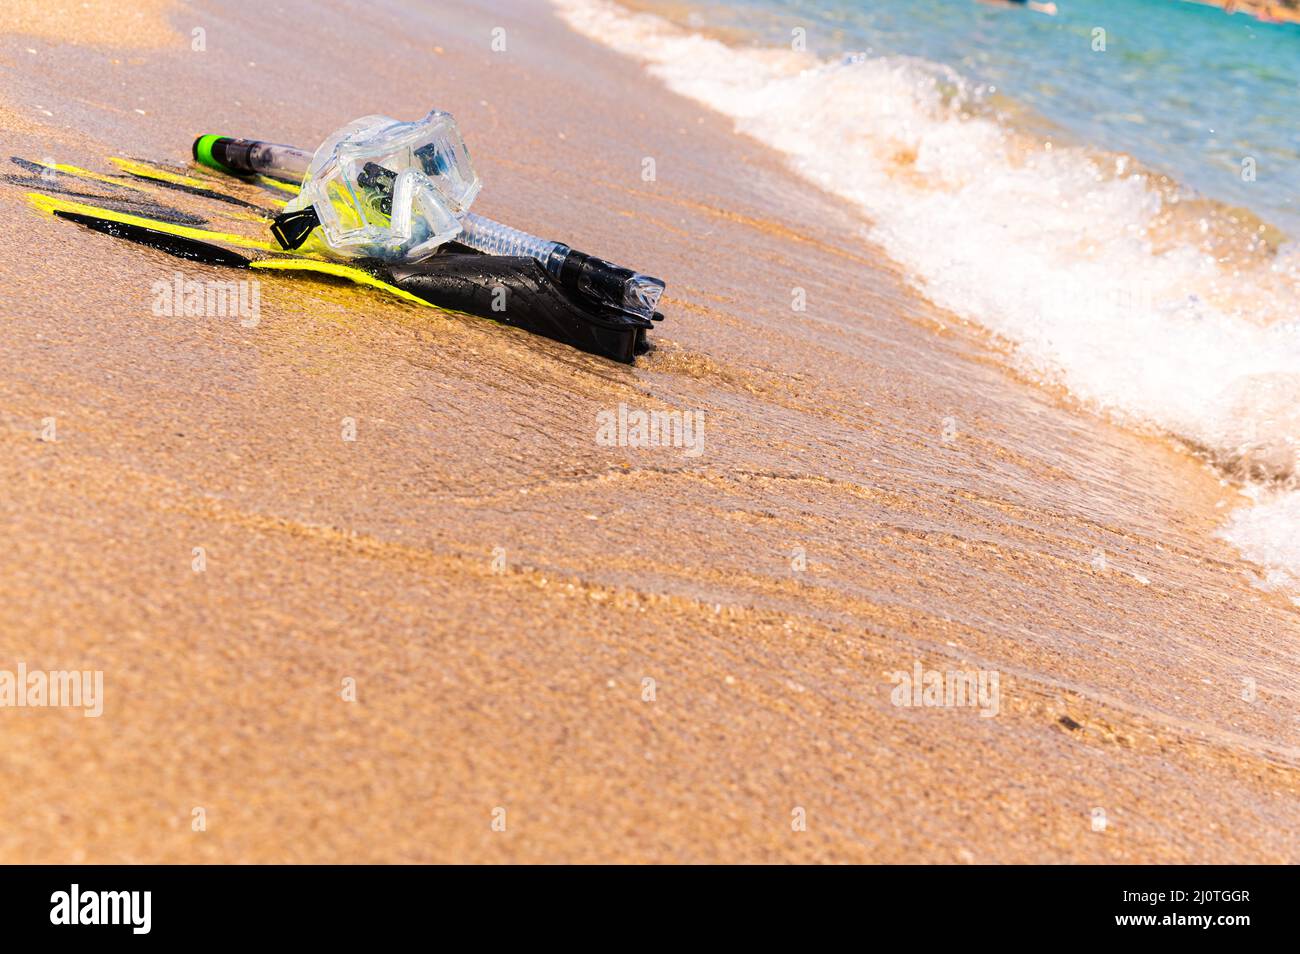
[193,134,228,172]
[190,135,310,180]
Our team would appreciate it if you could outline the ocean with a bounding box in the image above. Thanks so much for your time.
[553,0,1300,597]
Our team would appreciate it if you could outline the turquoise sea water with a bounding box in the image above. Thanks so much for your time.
[553,0,1300,589]
[693,0,1300,234]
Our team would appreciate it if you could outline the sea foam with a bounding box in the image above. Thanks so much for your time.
[553,0,1300,595]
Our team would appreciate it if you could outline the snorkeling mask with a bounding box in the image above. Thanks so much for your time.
[271,109,480,261]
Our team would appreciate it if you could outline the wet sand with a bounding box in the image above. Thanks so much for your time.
[0,0,1296,863]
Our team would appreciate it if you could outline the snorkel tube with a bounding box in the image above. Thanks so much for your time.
[194,118,666,323]
[193,134,310,182]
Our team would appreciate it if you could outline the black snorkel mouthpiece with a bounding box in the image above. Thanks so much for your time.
[557,250,666,321]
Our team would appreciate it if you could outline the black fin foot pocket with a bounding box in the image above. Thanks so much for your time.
[383,255,655,364]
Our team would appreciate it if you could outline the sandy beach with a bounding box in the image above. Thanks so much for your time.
[0,0,1297,863]
[1190,0,1300,26]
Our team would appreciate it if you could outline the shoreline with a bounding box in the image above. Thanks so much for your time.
[557,0,1300,594]
[0,0,1296,862]
[1185,0,1300,25]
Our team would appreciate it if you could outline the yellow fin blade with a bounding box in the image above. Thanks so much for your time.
[256,175,301,194]
[27,192,281,252]
[107,156,212,189]
[249,258,436,308]
[32,159,149,191]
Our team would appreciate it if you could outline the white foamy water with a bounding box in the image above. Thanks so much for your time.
[553,0,1300,593]
[1223,490,1300,604]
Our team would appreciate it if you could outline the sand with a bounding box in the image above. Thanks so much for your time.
[1190,1,1300,26]
[4,0,180,47]
[0,0,1296,863]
